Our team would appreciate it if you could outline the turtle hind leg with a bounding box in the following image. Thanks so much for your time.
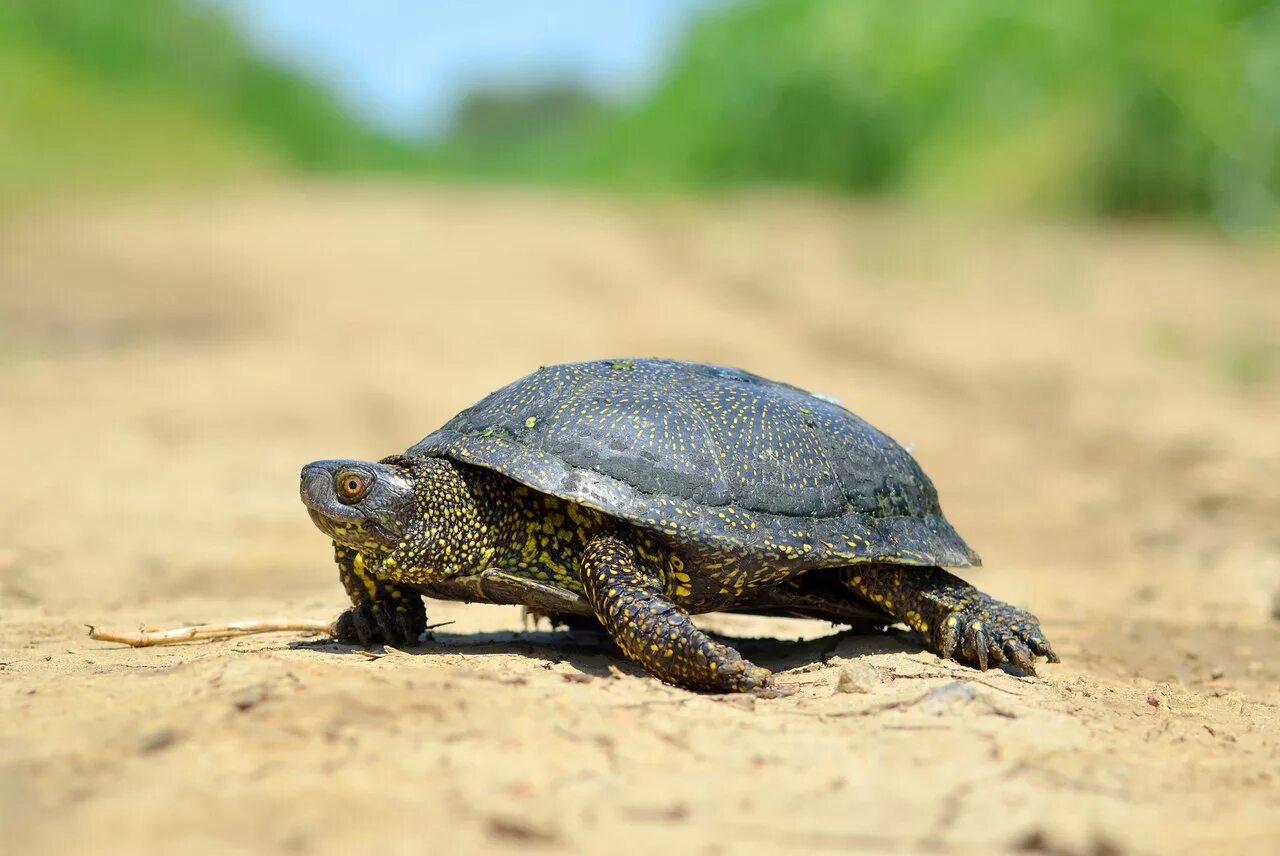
[579,532,773,694]
[841,564,1058,675]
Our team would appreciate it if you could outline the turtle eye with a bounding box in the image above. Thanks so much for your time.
[335,471,371,503]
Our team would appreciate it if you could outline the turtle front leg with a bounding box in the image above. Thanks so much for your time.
[580,532,773,694]
[332,543,426,646]
[841,565,1058,675]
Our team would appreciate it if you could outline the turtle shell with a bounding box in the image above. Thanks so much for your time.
[409,359,979,570]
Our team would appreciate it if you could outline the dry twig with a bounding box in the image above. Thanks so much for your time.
[87,618,334,647]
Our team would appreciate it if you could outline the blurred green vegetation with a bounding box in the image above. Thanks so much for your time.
[1215,331,1280,388]
[425,81,611,182]
[440,0,1280,231]
[0,0,423,199]
[2,0,1277,231]
[1148,321,1280,389]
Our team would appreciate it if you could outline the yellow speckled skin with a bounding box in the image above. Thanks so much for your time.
[841,565,1057,675]
[332,543,426,645]
[364,457,682,601]
[579,533,772,693]
[304,359,1057,692]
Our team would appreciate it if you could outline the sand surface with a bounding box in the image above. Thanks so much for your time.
[1,186,1278,855]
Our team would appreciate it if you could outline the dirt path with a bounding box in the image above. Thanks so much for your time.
[2,187,1278,855]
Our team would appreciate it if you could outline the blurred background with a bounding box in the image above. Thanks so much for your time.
[2,2,1279,853]
[2,0,1279,229]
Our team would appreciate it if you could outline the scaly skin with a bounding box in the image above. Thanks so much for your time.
[332,543,426,646]
[579,533,773,694]
[323,459,777,691]
[305,457,1058,690]
[374,457,684,602]
[841,564,1058,674]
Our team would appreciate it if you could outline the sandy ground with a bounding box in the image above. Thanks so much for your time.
[1,185,1278,855]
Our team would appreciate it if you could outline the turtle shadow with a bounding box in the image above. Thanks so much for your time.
[291,625,931,680]
[292,630,627,679]
[732,627,929,672]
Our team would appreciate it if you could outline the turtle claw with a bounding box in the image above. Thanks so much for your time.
[334,604,373,646]
[751,678,796,699]
[967,622,991,671]
[334,599,427,647]
[396,605,423,642]
[733,663,776,694]
[706,649,776,695]
[1030,636,1061,663]
[373,604,397,641]
[930,598,1055,677]
[1003,640,1036,676]
[938,620,959,662]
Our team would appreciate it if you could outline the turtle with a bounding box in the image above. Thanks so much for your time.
[300,358,1057,693]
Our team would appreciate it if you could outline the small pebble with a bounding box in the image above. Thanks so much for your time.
[233,684,269,711]
[487,815,558,843]
[138,729,178,754]
[835,661,880,694]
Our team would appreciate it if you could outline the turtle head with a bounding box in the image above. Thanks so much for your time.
[301,455,488,581]
[300,458,417,554]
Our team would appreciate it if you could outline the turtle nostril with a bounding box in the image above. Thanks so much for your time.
[300,466,335,505]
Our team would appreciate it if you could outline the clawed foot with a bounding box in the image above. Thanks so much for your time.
[931,597,1058,676]
[334,598,427,647]
[701,645,777,695]
[723,660,776,695]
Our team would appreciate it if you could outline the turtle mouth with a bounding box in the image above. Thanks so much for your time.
[306,507,334,530]
[305,505,396,552]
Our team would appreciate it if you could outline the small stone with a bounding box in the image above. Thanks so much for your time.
[835,661,879,694]
[233,683,269,711]
[138,728,178,754]
[487,815,558,843]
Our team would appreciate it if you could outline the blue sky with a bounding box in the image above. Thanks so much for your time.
[210,0,717,138]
